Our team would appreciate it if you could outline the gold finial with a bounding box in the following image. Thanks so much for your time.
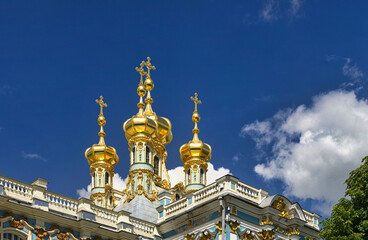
[135,62,147,116]
[142,57,156,116]
[95,96,107,145]
[190,93,202,141]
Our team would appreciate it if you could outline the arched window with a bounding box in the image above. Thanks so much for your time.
[146,146,150,163]
[175,193,180,201]
[132,147,136,163]
[92,172,95,187]
[3,233,25,240]
[154,156,159,175]
[187,169,191,184]
[109,196,113,204]
[105,172,109,185]
[200,168,204,184]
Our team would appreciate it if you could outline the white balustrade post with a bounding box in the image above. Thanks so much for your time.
[77,198,96,221]
[31,178,49,211]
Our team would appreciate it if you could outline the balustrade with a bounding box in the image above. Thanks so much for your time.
[236,182,260,201]
[165,197,187,216]
[0,176,33,202]
[193,182,220,202]
[130,218,155,235]
[91,205,118,224]
[45,192,78,211]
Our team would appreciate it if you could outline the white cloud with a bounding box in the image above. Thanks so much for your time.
[343,58,364,80]
[242,90,368,215]
[113,173,127,190]
[77,184,91,198]
[168,163,231,187]
[259,0,304,23]
[325,56,365,91]
[241,120,273,148]
[76,173,127,199]
[22,151,46,162]
[232,153,243,165]
[289,0,303,17]
[260,0,279,22]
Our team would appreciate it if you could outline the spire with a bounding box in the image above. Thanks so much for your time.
[143,57,156,116]
[190,93,202,142]
[95,96,107,145]
[122,57,173,204]
[179,93,211,194]
[86,96,119,209]
[135,62,147,116]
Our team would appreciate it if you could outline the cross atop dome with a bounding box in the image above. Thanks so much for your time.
[96,96,107,116]
[135,62,147,84]
[191,93,202,114]
[143,57,156,79]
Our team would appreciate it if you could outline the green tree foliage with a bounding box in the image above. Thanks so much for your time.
[320,156,368,239]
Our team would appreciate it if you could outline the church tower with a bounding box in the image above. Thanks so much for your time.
[123,57,172,202]
[85,96,119,209]
[180,93,212,193]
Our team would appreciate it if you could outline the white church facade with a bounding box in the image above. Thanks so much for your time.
[0,58,320,240]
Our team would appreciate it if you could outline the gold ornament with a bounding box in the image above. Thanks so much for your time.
[184,233,194,240]
[258,230,275,240]
[261,216,273,225]
[272,197,290,219]
[229,220,240,234]
[35,228,48,240]
[216,221,222,235]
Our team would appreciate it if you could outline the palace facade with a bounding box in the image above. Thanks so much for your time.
[0,58,320,240]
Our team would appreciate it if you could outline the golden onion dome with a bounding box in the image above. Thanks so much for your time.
[179,93,212,163]
[85,96,119,166]
[123,57,173,145]
[123,114,159,140]
[85,143,119,166]
[179,140,212,163]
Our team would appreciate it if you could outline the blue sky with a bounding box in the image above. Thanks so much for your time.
[1,1,368,219]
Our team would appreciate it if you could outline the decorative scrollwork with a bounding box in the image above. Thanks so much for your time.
[184,233,194,240]
[272,197,290,219]
[261,216,273,225]
[215,221,222,235]
[2,212,28,230]
[258,230,275,240]
[35,228,48,240]
[229,220,240,234]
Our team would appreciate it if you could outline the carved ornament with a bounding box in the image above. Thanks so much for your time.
[215,221,222,235]
[35,228,48,240]
[229,220,240,234]
[261,216,273,225]
[258,230,275,240]
[184,233,194,240]
[272,197,290,219]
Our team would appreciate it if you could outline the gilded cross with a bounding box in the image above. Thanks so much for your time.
[143,57,156,78]
[96,96,107,115]
[190,93,202,112]
[135,61,147,84]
